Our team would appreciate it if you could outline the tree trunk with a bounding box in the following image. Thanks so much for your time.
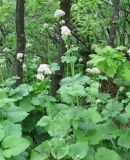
[50,0,72,96]
[108,0,120,47]
[14,0,25,86]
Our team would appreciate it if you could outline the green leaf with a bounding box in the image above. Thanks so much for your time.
[2,136,30,158]
[37,115,70,137]
[118,129,130,149]
[116,113,129,124]
[0,150,5,160]
[58,84,86,103]
[88,54,105,65]
[6,107,28,122]
[102,100,123,118]
[31,141,50,160]
[19,97,35,112]
[0,124,5,142]
[50,115,70,137]
[37,116,51,127]
[0,98,15,108]
[125,103,130,118]
[50,63,60,72]
[50,138,69,160]
[60,74,89,86]
[95,147,121,160]
[87,128,104,145]
[81,108,102,123]
[2,121,22,136]
[9,84,33,101]
[69,141,89,159]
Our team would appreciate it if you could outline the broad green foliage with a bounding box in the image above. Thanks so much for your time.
[0,0,130,159]
[0,84,31,160]
[95,147,121,160]
[2,136,30,158]
[88,46,130,81]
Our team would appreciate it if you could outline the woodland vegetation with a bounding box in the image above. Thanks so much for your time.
[0,0,130,159]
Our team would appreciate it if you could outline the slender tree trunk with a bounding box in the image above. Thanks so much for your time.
[59,0,72,75]
[14,0,25,86]
[108,0,120,47]
[50,0,72,96]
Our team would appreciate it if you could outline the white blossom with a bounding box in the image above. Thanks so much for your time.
[49,27,54,31]
[96,99,101,104]
[65,45,68,48]
[3,47,10,52]
[37,64,52,75]
[60,20,65,25]
[78,58,83,62]
[77,155,80,159]
[61,26,71,36]
[26,43,32,48]
[17,53,23,62]
[91,67,100,74]
[36,73,45,81]
[86,68,92,73]
[92,44,98,50]
[43,23,49,29]
[54,9,65,18]
[86,67,100,74]
[127,49,130,54]
[22,63,27,71]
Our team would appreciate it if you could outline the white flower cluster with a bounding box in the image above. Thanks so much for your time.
[37,73,45,81]
[96,99,101,104]
[86,67,100,74]
[37,64,52,81]
[54,9,65,18]
[78,58,83,63]
[3,47,10,53]
[60,20,65,25]
[26,43,32,48]
[17,53,23,62]
[61,26,71,37]
[43,23,49,29]
[127,49,130,55]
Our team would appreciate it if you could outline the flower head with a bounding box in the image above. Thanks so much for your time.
[60,20,65,25]
[78,58,83,63]
[61,26,71,36]
[86,68,92,73]
[17,53,23,62]
[127,49,130,54]
[96,99,101,104]
[43,23,49,29]
[36,73,45,81]
[3,47,10,53]
[54,9,65,18]
[91,67,100,74]
[37,64,52,75]
[86,67,100,74]
[49,27,54,31]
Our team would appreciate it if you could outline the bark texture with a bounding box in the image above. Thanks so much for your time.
[14,0,25,86]
[108,0,120,47]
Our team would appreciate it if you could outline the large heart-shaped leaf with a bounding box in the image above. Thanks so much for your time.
[2,136,30,158]
[69,141,89,159]
[31,141,50,160]
[6,107,28,122]
[95,147,121,160]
